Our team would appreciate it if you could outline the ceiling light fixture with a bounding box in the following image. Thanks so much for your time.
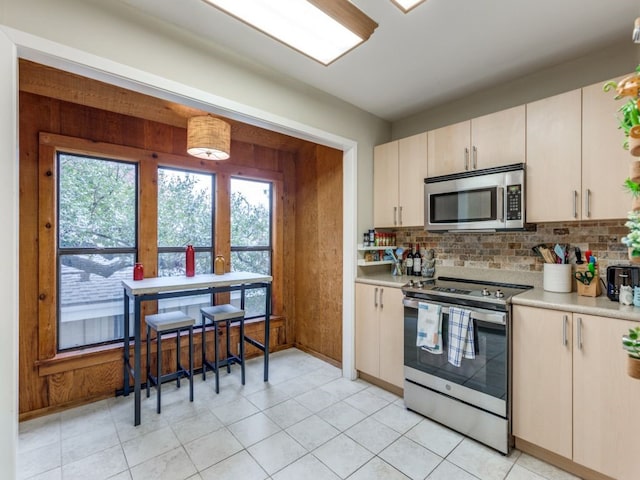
[187,115,231,160]
[391,0,426,13]
[633,17,640,43]
[201,0,378,65]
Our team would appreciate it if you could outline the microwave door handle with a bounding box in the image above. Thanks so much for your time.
[497,187,505,222]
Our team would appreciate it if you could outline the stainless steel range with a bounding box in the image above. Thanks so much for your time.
[402,276,531,454]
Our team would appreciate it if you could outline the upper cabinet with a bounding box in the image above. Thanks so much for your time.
[526,89,583,222]
[527,76,631,223]
[427,105,525,177]
[373,132,427,228]
[582,77,631,220]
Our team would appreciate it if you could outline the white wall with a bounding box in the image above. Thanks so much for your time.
[393,41,640,138]
[0,27,18,480]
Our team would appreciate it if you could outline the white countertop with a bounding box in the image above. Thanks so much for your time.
[356,268,640,322]
[122,271,272,295]
[512,288,640,322]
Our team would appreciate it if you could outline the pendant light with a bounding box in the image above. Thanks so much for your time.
[187,115,231,160]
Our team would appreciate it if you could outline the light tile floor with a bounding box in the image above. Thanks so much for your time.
[18,348,581,480]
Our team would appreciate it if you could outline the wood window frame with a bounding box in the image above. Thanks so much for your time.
[37,132,284,375]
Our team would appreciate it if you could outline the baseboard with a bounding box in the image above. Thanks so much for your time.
[515,438,615,480]
[293,343,341,369]
[357,370,404,397]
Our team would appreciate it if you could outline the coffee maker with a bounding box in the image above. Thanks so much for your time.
[606,265,640,301]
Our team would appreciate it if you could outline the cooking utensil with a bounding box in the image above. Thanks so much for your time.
[575,271,595,285]
[575,247,583,264]
[554,244,566,264]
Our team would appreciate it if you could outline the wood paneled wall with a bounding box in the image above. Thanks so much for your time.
[18,61,345,417]
[294,144,344,364]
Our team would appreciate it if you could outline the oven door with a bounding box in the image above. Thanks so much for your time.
[403,297,509,417]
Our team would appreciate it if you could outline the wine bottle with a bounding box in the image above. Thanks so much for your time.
[413,244,421,276]
[405,244,414,276]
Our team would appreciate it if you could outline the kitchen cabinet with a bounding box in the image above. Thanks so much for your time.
[373,132,427,228]
[526,89,583,222]
[427,105,525,177]
[582,77,631,220]
[513,305,640,480]
[355,283,404,388]
[527,77,631,223]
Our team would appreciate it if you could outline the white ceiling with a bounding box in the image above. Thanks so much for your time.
[116,0,640,122]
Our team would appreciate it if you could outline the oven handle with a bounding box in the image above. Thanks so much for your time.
[403,297,506,325]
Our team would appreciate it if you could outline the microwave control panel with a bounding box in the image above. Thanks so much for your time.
[506,184,522,220]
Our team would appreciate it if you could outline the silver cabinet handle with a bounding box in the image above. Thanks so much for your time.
[562,315,568,346]
[584,189,591,218]
[472,145,477,169]
[393,206,397,226]
[399,206,403,226]
[379,288,384,309]
[573,191,578,219]
[577,317,583,350]
[464,147,470,170]
[374,287,378,308]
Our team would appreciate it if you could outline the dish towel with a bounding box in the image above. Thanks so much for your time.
[416,302,443,353]
[447,307,476,367]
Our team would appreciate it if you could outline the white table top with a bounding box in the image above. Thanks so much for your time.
[122,271,272,296]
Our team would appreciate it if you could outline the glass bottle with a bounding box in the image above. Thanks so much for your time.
[186,245,195,277]
[133,262,144,281]
[214,255,225,275]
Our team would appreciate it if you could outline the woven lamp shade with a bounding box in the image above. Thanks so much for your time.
[187,115,231,160]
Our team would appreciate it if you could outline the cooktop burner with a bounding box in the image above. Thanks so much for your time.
[402,276,532,309]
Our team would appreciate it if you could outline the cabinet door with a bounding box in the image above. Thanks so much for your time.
[373,141,399,228]
[355,283,380,377]
[378,287,405,388]
[427,120,470,177]
[471,105,525,170]
[512,306,572,458]
[582,78,631,221]
[526,89,582,222]
[398,132,428,227]
[573,315,640,480]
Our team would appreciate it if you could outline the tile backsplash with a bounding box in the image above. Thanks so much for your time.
[393,220,631,274]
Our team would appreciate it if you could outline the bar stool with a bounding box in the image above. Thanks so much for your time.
[145,310,195,414]
[200,304,245,393]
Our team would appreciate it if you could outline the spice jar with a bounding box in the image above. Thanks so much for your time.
[214,255,225,275]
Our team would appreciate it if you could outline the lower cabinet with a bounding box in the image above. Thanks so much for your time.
[513,306,640,480]
[355,283,404,388]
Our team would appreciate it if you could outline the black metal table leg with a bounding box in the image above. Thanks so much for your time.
[134,296,142,426]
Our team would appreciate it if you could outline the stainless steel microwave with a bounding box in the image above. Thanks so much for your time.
[424,163,525,232]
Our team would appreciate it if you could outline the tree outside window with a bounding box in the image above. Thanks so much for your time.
[57,153,137,351]
[230,178,272,317]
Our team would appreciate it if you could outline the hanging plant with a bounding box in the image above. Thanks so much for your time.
[603,65,640,154]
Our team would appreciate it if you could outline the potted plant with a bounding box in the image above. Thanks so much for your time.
[621,210,640,263]
[603,66,640,156]
[622,326,640,378]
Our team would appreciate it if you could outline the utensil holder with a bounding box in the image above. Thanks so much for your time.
[543,264,572,293]
[575,264,601,297]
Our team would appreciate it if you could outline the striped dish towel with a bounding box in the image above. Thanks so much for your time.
[447,307,476,367]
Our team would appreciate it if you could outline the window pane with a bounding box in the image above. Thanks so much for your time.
[158,169,213,248]
[231,178,271,246]
[230,250,270,276]
[158,252,212,277]
[59,253,134,350]
[58,154,136,248]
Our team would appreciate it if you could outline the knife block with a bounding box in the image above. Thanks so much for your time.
[575,264,601,297]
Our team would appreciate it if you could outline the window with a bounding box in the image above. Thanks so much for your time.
[157,167,215,319]
[230,178,272,317]
[57,153,137,351]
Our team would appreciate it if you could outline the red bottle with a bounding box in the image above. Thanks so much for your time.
[133,262,144,281]
[186,245,195,277]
